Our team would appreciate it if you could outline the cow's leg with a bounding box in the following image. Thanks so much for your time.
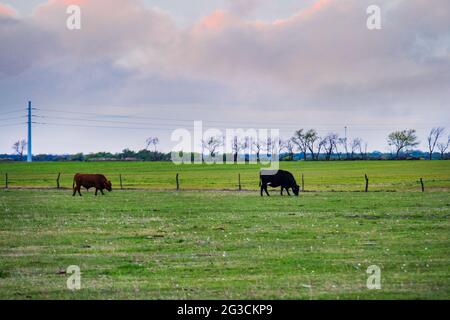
[95,188,98,196]
[281,187,284,196]
[77,185,82,196]
[264,186,270,196]
[260,184,264,197]
[100,189,105,195]
[73,185,76,196]
[286,188,291,196]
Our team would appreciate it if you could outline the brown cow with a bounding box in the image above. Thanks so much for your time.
[73,173,112,196]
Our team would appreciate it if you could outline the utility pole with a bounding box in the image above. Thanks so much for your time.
[27,101,32,163]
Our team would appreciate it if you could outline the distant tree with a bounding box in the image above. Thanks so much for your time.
[145,137,159,152]
[343,134,349,159]
[292,129,308,160]
[350,138,362,159]
[276,138,286,160]
[121,148,137,159]
[265,137,272,158]
[70,153,84,161]
[241,136,252,163]
[305,129,320,160]
[362,142,368,160]
[322,133,339,160]
[437,135,450,160]
[387,129,419,159]
[231,136,240,164]
[202,136,223,163]
[12,139,27,161]
[285,139,295,160]
[426,127,444,160]
[252,139,263,163]
[337,137,346,160]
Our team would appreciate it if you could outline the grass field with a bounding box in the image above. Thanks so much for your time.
[1,160,450,191]
[0,161,449,299]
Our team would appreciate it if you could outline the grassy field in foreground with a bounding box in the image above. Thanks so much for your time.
[0,160,449,192]
[0,189,449,299]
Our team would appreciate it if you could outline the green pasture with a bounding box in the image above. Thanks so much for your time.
[0,189,448,299]
[0,160,449,191]
[0,161,449,299]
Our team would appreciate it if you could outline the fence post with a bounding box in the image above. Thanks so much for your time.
[364,174,369,192]
[176,173,180,191]
[301,173,305,192]
[238,173,242,191]
[56,173,61,189]
[420,178,425,192]
[5,173,8,189]
[119,174,123,190]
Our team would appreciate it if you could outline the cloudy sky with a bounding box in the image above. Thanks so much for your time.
[0,0,449,154]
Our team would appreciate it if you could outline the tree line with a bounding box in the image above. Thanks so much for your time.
[4,128,450,162]
[200,127,450,161]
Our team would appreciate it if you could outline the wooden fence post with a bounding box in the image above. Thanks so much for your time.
[119,174,123,190]
[56,173,61,189]
[5,173,8,189]
[238,173,242,191]
[364,174,369,192]
[301,173,305,192]
[176,173,180,191]
[420,178,425,192]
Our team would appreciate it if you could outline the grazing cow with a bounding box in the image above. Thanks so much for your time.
[259,170,300,197]
[73,173,112,196]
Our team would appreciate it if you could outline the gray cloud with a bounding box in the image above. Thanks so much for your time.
[0,0,449,154]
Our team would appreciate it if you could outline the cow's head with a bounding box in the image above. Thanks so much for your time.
[104,180,112,192]
[293,185,300,196]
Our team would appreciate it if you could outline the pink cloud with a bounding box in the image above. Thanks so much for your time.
[198,10,226,29]
[0,3,18,17]
[272,0,331,26]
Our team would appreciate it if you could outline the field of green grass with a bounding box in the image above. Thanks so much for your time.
[0,160,449,191]
[0,161,449,299]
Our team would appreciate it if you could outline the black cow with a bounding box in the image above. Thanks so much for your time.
[259,170,300,197]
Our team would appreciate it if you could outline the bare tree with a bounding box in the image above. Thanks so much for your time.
[343,135,349,159]
[241,136,252,163]
[350,138,362,159]
[285,139,295,160]
[426,127,444,160]
[231,136,241,164]
[202,136,223,163]
[276,138,286,159]
[387,129,419,159]
[337,137,346,160]
[292,129,308,160]
[12,139,27,161]
[322,133,339,160]
[252,139,263,163]
[145,137,159,152]
[305,129,320,160]
[265,137,273,158]
[316,137,326,161]
[437,135,450,160]
[362,142,368,160]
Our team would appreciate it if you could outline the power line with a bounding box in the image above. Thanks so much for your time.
[0,108,25,117]
[0,123,25,128]
[0,116,26,122]
[35,108,449,128]
[33,122,179,131]
[36,115,183,127]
